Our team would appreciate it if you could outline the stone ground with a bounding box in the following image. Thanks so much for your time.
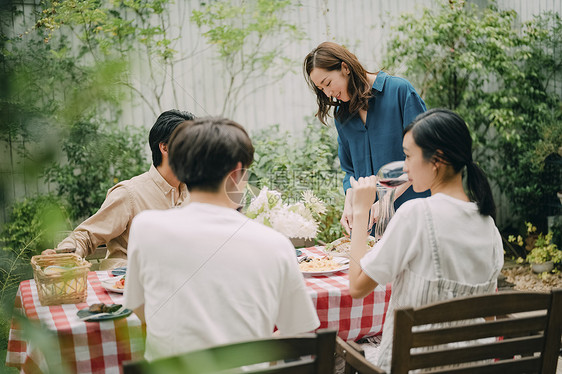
[499,260,562,373]
[500,260,562,292]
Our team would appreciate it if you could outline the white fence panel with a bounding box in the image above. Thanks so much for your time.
[1,0,560,227]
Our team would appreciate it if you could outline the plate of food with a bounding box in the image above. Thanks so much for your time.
[101,275,125,293]
[323,235,376,258]
[299,256,349,276]
[77,303,132,322]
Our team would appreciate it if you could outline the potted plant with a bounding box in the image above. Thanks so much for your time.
[509,222,562,273]
[525,231,562,273]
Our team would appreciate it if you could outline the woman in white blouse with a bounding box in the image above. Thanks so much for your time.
[347,108,504,371]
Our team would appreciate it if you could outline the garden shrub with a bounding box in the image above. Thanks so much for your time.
[43,120,149,222]
[249,118,345,243]
[384,1,562,230]
[0,194,70,349]
[551,217,562,249]
[492,12,562,228]
[0,194,70,257]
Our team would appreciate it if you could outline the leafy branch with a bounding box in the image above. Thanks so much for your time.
[192,0,304,117]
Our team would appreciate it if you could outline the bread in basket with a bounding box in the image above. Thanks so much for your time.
[31,253,91,306]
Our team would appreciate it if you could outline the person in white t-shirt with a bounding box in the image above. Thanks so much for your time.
[347,109,504,371]
[123,117,320,362]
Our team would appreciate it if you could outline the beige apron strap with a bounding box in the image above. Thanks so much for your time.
[423,199,443,279]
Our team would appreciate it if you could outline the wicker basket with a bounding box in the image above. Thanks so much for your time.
[31,253,91,306]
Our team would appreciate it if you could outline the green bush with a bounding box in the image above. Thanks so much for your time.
[0,195,70,257]
[492,12,562,227]
[249,118,345,243]
[0,308,17,373]
[551,217,562,249]
[0,194,70,345]
[384,1,562,229]
[43,120,149,222]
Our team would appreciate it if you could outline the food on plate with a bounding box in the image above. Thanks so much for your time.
[88,303,122,314]
[88,303,104,313]
[324,236,376,257]
[114,276,125,289]
[299,256,344,272]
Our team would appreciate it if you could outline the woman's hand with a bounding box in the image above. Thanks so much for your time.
[41,249,57,255]
[350,176,378,216]
[340,189,354,235]
[348,176,379,299]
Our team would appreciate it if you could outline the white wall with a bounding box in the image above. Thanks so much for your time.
[7,0,558,133]
[118,0,562,134]
[120,0,440,133]
[2,0,561,227]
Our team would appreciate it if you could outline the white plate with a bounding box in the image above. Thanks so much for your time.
[323,236,376,258]
[101,275,125,293]
[300,257,349,276]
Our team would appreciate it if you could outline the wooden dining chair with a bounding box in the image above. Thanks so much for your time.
[123,329,337,374]
[390,289,562,374]
[335,336,385,374]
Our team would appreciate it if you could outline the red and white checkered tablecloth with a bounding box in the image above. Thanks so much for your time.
[301,246,392,342]
[6,249,391,372]
[6,271,144,374]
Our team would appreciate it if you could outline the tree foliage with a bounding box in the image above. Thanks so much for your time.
[384,1,562,228]
[192,0,304,116]
[43,120,149,221]
[35,0,175,61]
[31,0,182,116]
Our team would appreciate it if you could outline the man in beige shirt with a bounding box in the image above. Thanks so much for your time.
[43,110,194,269]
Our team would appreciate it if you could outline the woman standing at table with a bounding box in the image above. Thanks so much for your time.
[303,41,430,234]
[348,109,504,371]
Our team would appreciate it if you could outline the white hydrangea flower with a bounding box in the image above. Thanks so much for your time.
[253,214,267,225]
[287,202,313,221]
[269,209,317,239]
[266,189,283,210]
[245,187,324,239]
[246,187,281,218]
[302,190,327,215]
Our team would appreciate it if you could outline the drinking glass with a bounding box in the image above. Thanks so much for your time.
[374,161,408,241]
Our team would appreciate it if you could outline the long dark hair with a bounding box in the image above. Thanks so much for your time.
[303,42,373,126]
[404,108,496,219]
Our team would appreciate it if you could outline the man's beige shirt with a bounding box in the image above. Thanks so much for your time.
[58,165,189,259]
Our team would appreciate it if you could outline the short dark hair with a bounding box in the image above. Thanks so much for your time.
[168,117,254,192]
[149,109,195,166]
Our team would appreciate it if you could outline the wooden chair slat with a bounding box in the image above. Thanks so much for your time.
[316,328,336,373]
[541,289,562,374]
[391,308,414,374]
[412,292,550,325]
[253,362,316,374]
[411,315,547,347]
[128,360,318,374]
[331,290,561,374]
[420,356,541,374]
[171,337,317,369]
[409,335,544,369]
[123,329,337,374]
